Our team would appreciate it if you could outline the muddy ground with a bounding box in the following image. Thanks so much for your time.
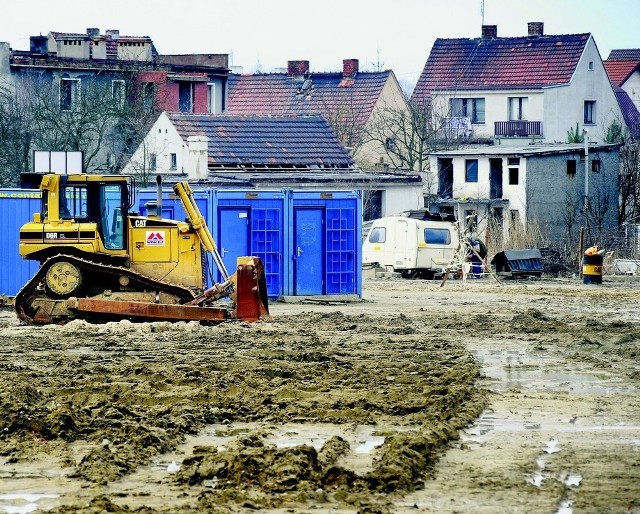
[0,275,639,513]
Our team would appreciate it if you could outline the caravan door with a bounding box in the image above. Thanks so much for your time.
[392,218,416,271]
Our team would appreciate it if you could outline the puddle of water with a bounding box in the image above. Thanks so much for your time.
[0,493,59,514]
[471,347,634,395]
[544,437,561,454]
[561,473,582,487]
[555,498,574,514]
[462,410,640,443]
[136,422,419,480]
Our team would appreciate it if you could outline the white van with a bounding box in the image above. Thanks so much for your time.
[362,216,459,278]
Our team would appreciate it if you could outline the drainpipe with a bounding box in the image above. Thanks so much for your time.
[583,129,589,213]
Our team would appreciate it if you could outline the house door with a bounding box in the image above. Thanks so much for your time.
[218,208,249,279]
[438,158,453,199]
[294,208,324,295]
[490,158,503,199]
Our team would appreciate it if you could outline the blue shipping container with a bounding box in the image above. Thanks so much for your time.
[0,189,42,296]
[288,191,362,297]
[213,190,286,299]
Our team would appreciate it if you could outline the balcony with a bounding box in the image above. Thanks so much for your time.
[494,120,542,137]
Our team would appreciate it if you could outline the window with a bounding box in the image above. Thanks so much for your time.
[584,101,596,124]
[567,159,577,177]
[99,184,124,250]
[451,98,485,123]
[368,227,386,243]
[508,168,519,185]
[60,78,80,111]
[465,159,478,182]
[508,157,520,166]
[112,80,125,107]
[149,153,157,171]
[170,153,177,170]
[60,186,88,219]
[208,82,219,114]
[588,61,594,70]
[141,82,156,110]
[425,228,451,245]
[509,209,520,226]
[592,159,601,172]
[508,97,527,121]
[179,82,194,113]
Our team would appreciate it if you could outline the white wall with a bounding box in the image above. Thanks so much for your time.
[544,37,622,143]
[382,184,424,216]
[122,113,188,176]
[622,69,640,111]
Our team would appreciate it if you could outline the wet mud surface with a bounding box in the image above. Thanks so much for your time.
[0,276,639,513]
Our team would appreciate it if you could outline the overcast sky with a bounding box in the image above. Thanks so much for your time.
[2,0,638,88]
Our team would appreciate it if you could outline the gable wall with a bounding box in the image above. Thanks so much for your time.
[621,69,640,110]
[543,37,622,143]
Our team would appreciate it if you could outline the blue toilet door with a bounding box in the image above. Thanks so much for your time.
[294,208,324,295]
[218,208,249,279]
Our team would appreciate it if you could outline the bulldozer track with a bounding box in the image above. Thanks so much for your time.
[15,254,199,325]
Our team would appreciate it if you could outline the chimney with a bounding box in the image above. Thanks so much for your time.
[105,29,120,40]
[86,28,100,38]
[29,35,48,55]
[481,25,497,39]
[187,135,209,181]
[287,60,309,77]
[343,58,359,77]
[528,22,544,37]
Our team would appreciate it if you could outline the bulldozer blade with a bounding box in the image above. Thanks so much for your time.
[66,297,230,322]
[234,258,270,322]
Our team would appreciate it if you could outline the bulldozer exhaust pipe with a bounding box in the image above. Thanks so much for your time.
[156,175,163,217]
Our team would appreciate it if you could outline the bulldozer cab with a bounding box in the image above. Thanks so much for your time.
[41,176,131,250]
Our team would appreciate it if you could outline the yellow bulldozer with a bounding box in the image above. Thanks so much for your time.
[16,173,269,324]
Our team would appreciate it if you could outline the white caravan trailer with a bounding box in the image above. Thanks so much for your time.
[362,216,459,278]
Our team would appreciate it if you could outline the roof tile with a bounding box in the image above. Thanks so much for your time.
[166,113,354,169]
[412,33,590,102]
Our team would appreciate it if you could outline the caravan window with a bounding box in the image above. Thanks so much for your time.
[368,227,386,243]
[425,228,451,245]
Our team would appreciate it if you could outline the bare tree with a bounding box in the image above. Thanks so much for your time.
[0,81,33,185]
[365,95,463,174]
[0,71,161,184]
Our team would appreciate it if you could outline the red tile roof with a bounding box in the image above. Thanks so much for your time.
[226,71,391,131]
[412,33,590,103]
[604,60,640,86]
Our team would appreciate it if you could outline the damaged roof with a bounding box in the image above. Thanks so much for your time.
[226,70,391,131]
[166,113,355,170]
[412,33,590,101]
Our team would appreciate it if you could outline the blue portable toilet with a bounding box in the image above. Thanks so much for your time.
[212,190,286,299]
[288,190,362,298]
[0,189,42,295]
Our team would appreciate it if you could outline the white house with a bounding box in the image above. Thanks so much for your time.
[123,112,424,219]
[412,22,622,146]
